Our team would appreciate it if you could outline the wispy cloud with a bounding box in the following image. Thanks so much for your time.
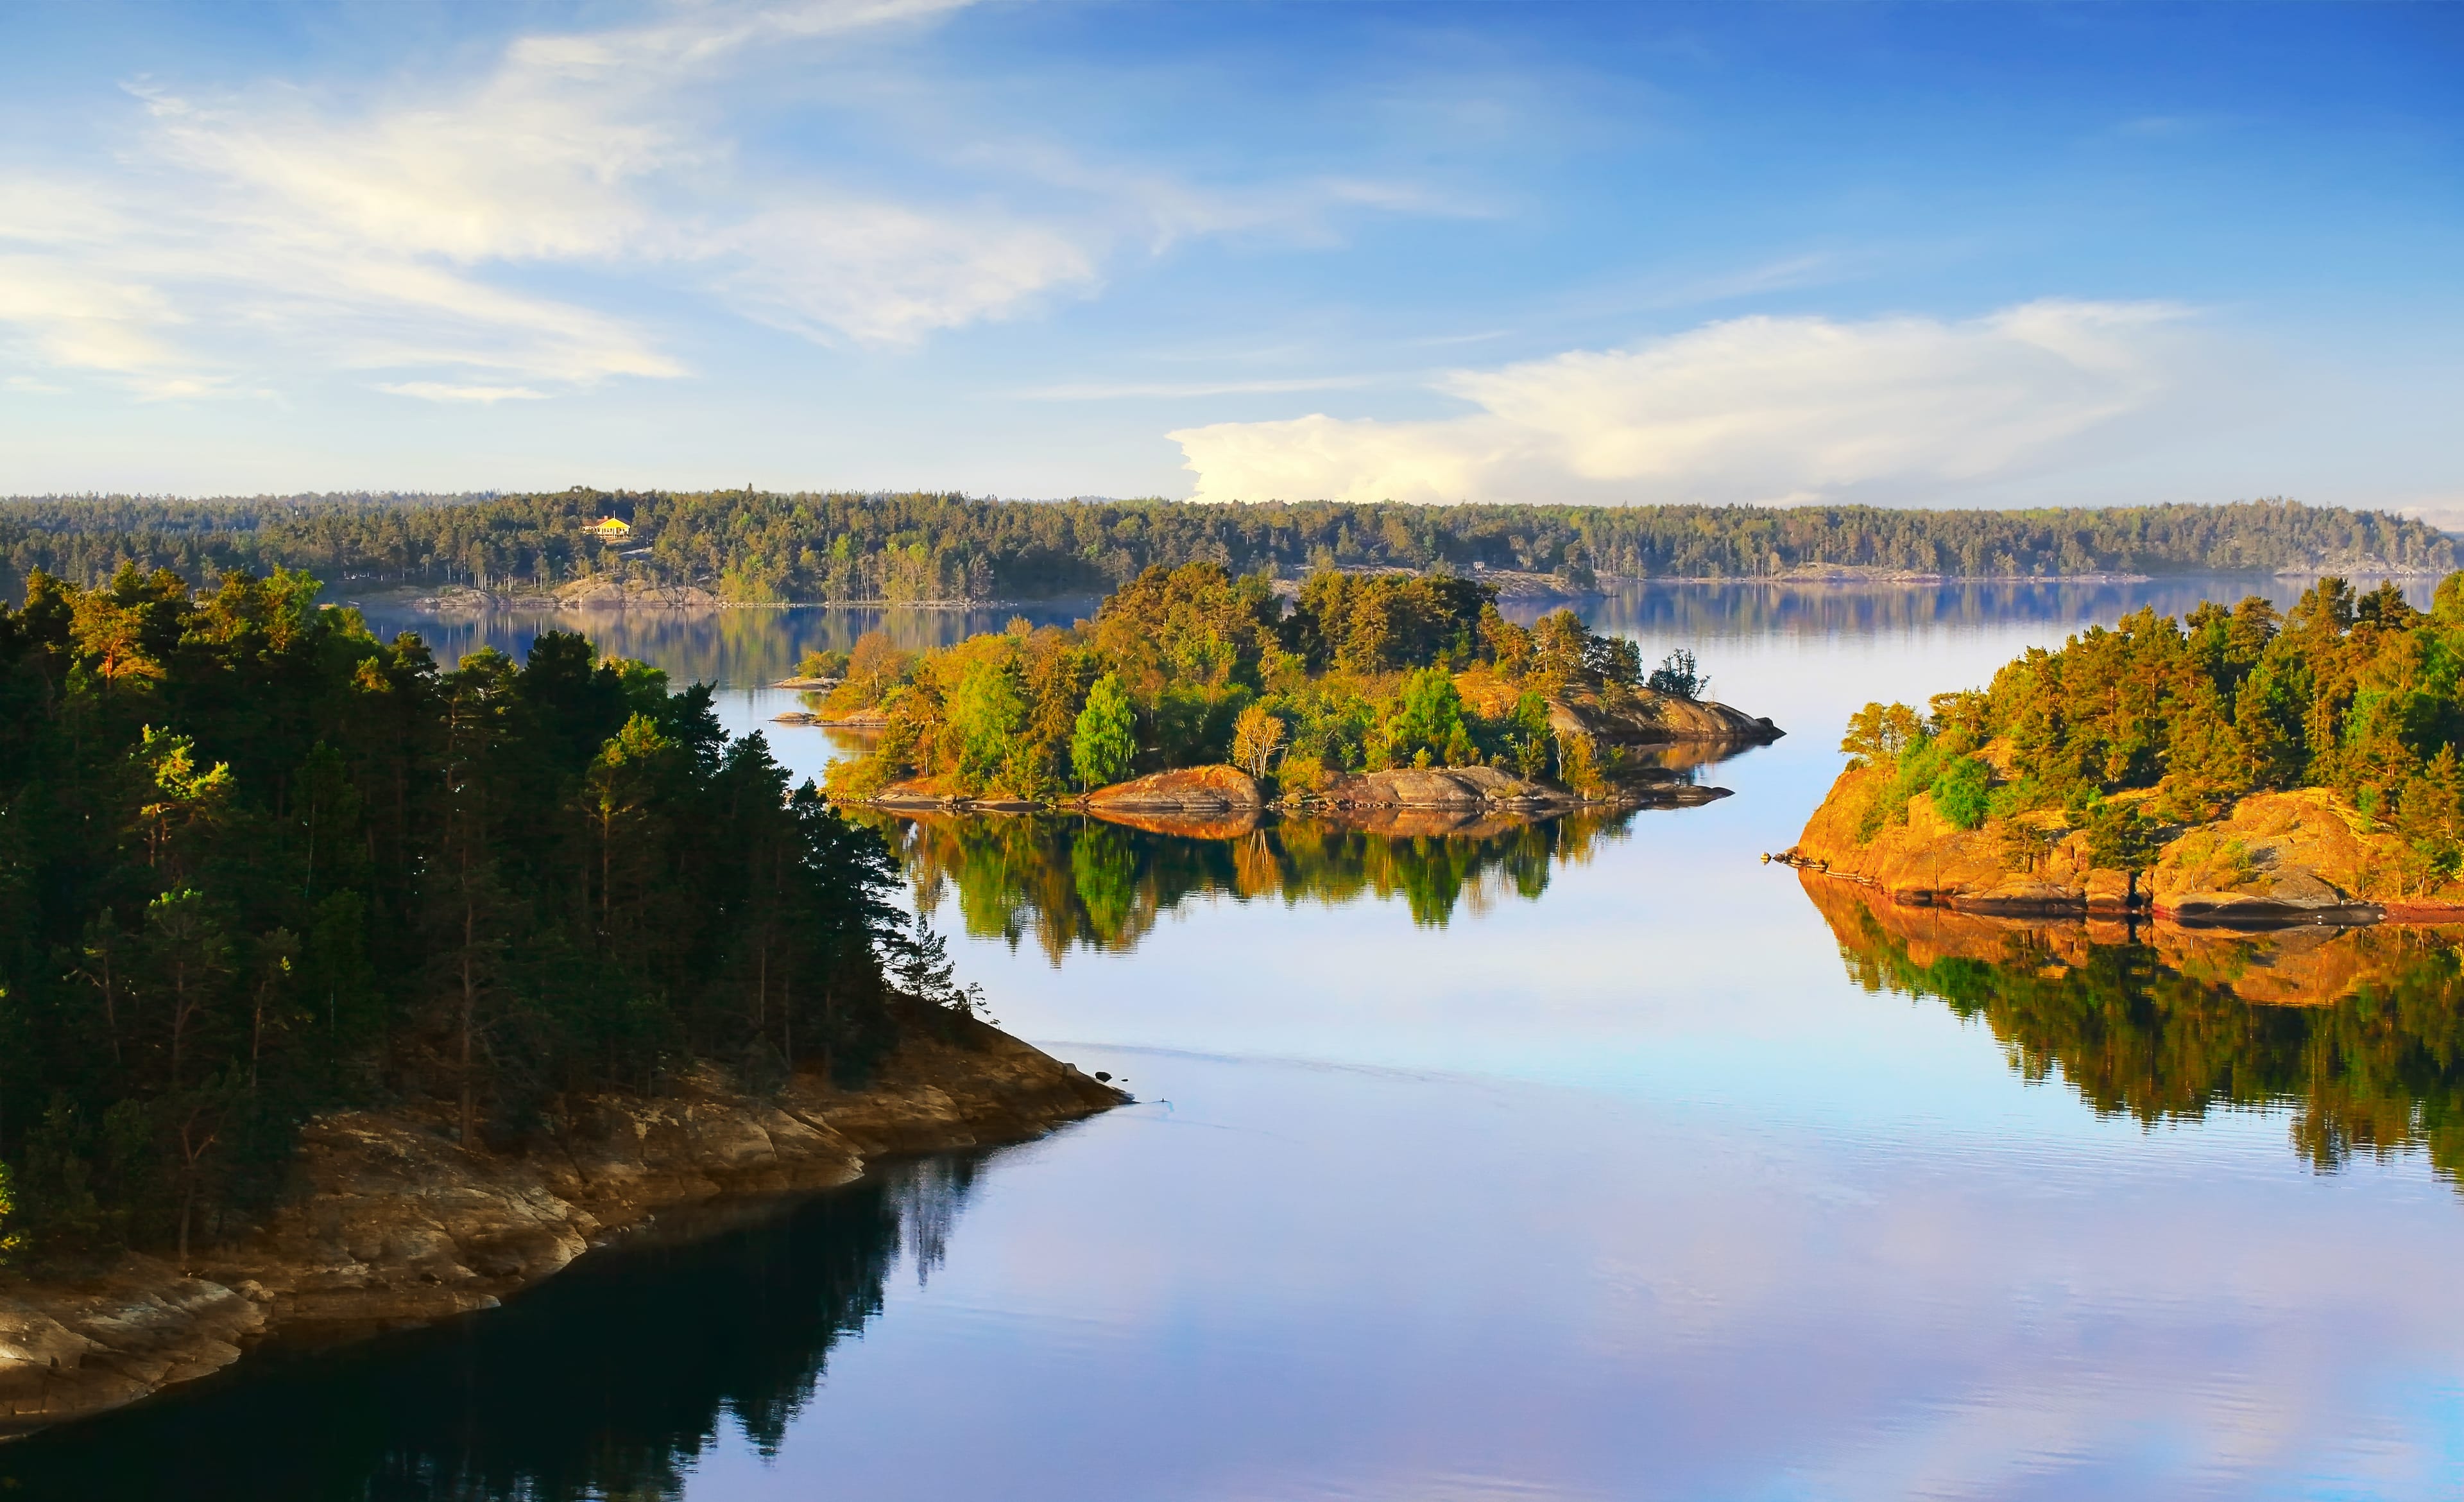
[379,382,549,404]
[1170,300,2214,505]
[1016,374,1387,402]
[0,0,1448,403]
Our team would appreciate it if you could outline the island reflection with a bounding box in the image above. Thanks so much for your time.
[1804,874,2464,1178]
[857,807,1645,960]
[0,1159,984,1502]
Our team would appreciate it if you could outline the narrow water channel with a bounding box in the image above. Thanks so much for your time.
[12,578,2463,1501]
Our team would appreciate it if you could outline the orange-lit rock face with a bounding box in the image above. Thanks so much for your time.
[1084,764,1265,813]
[1793,768,2464,928]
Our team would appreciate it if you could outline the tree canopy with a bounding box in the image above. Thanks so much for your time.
[0,565,931,1265]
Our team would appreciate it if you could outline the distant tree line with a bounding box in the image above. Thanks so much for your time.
[1,492,2449,605]
[0,564,959,1267]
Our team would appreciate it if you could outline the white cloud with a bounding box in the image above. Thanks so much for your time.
[716,202,1097,345]
[1170,300,2211,506]
[1018,374,1383,401]
[379,382,548,404]
[5,0,1430,402]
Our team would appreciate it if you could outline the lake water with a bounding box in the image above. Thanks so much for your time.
[12,576,2464,1501]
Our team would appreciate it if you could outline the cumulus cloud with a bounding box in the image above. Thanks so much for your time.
[1171,300,2211,506]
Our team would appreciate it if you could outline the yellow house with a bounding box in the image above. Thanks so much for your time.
[588,516,633,540]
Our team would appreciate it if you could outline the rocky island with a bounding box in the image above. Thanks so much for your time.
[0,565,1121,1438]
[1785,575,2464,927]
[817,562,1781,822]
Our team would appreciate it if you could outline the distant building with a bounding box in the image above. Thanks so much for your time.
[588,517,633,540]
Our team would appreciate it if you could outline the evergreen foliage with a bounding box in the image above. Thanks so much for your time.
[0,565,925,1264]
[2,493,2447,603]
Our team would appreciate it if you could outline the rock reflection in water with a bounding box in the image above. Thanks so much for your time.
[856,809,1639,961]
[0,1158,984,1502]
[1804,873,2464,1178]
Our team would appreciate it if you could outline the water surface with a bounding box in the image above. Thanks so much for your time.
[13,574,2464,1501]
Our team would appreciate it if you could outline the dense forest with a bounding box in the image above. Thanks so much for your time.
[1835,574,2464,890]
[0,564,956,1267]
[822,563,1687,802]
[2,492,2450,605]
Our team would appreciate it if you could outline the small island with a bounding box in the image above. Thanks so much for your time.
[809,563,1783,816]
[1786,574,2464,926]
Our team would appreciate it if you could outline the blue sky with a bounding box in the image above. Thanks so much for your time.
[1,1,2458,512]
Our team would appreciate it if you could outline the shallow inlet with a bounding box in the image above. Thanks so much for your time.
[17,574,2464,1501]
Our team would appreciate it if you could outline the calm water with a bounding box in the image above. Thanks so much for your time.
[12,575,2464,1501]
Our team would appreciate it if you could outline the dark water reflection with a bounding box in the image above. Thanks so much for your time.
[0,1158,987,1502]
[1807,875,2464,1181]
[863,809,1644,961]
[341,598,1093,687]
[332,574,2437,690]
[1561,573,2433,641]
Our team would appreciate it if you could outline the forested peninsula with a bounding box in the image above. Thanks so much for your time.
[0,565,1121,1436]
[811,563,1781,816]
[2,492,2449,606]
[1786,574,2464,925]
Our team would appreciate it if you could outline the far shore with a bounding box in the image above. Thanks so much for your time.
[342,565,2461,618]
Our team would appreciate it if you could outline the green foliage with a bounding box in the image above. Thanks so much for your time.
[0,567,912,1263]
[0,1155,21,1263]
[846,562,1656,797]
[948,656,1028,795]
[1931,755,1992,831]
[1071,673,1138,790]
[1845,573,2464,870]
[1645,648,1707,700]
[1384,668,1467,766]
[4,494,2445,603]
[795,648,849,680]
[1841,702,1926,769]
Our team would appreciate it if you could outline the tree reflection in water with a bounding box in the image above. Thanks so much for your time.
[0,1157,987,1502]
[857,809,1638,962]
[1804,874,2464,1179]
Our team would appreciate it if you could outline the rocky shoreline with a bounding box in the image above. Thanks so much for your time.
[0,1024,1125,1440]
[1782,768,2464,929]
